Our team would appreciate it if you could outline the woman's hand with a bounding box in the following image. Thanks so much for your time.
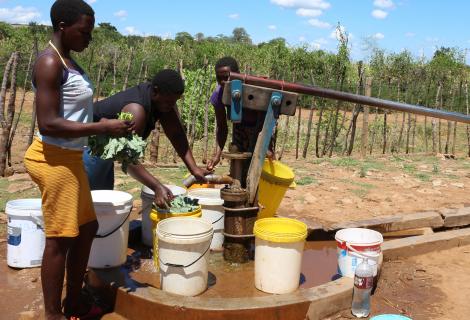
[191,166,211,183]
[153,183,174,209]
[99,118,135,137]
[206,154,221,171]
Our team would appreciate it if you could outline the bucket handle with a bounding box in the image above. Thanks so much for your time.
[95,206,132,239]
[211,214,224,225]
[345,243,380,259]
[29,214,44,230]
[159,234,213,269]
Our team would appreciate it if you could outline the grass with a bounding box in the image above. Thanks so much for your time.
[0,188,40,212]
[402,163,417,174]
[351,188,369,198]
[330,158,360,167]
[415,173,431,182]
[341,179,375,190]
[296,176,317,186]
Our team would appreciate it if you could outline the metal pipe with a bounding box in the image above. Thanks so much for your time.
[229,72,470,124]
[183,174,234,188]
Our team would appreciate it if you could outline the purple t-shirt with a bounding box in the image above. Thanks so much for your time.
[210,85,225,109]
[210,84,263,126]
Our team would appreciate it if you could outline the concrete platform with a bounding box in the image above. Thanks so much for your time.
[95,227,470,320]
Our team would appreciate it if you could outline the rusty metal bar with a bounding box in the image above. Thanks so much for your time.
[229,72,470,124]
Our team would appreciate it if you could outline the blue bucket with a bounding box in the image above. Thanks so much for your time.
[370,315,412,320]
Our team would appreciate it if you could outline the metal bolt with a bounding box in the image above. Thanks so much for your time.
[232,90,241,101]
[272,98,281,107]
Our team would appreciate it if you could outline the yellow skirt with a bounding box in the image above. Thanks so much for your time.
[24,138,96,238]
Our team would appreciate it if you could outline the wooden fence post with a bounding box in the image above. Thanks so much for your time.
[0,52,19,176]
[361,77,372,158]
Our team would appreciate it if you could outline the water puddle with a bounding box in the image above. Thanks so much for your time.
[127,240,339,298]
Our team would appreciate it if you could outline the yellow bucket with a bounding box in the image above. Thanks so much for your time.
[258,160,294,219]
[150,206,202,269]
[253,218,308,294]
[254,218,308,243]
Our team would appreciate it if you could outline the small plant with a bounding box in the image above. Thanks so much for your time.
[351,188,368,198]
[403,163,416,174]
[296,176,317,186]
[331,158,360,167]
[359,166,367,178]
[432,163,440,173]
[415,173,431,182]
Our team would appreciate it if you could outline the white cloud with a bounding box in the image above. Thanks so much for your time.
[86,0,97,4]
[228,13,239,19]
[114,10,127,19]
[405,32,415,37]
[311,38,328,49]
[296,8,322,17]
[371,9,388,19]
[161,32,172,40]
[124,26,140,35]
[0,6,41,24]
[372,32,384,40]
[315,37,328,45]
[312,42,321,50]
[308,18,330,29]
[268,25,277,30]
[299,36,306,42]
[373,0,394,9]
[271,0,330,10]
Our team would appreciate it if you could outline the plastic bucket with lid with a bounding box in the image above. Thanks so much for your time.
[187,188,224,251]
[156,217,213,296]
[258,160,295,219]
[150,205,202,268]
[88,190,133,268]
[141,185,186,246]
[6,199,45,268]
[253,217,308,294]
[335,228,383,278]
[370,315,412,320]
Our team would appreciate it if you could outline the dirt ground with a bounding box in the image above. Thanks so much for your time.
[328,243,470,320]
[1,91,470,319]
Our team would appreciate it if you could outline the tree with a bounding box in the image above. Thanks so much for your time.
[231,27,252,44]
[195,32,204,41]
[175,32,194,44]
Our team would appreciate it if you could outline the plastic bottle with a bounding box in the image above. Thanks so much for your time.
[351,258,374,317]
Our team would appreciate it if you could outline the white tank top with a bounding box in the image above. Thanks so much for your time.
[37,41,94,150]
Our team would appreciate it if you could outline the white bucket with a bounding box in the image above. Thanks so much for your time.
[156,217,213,296]
[141,185,186,247]
[335,228,383,278]
[6,199,45,268]
[253,218,308,294]
[187,188,224,251]
[88,190,133,268]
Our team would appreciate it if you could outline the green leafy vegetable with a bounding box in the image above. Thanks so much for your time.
[153,195,200,214]
[88,112,147,173]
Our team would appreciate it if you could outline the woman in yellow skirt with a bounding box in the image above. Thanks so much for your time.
[23,1,133,319]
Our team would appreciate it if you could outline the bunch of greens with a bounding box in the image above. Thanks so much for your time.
[153,195,200,214]
[88,112,147,173]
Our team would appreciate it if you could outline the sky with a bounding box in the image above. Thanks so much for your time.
[1,0,470,64]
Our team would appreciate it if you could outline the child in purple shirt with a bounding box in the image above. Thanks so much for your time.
[207,57,273,187]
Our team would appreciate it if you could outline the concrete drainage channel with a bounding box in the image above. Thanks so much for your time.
[94,208,470,320]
